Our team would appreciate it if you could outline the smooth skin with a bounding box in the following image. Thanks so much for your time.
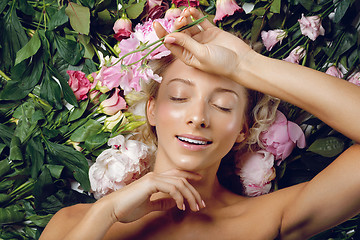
[40,8,360,240]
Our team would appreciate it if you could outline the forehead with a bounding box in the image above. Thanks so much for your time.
[160,59,246,96]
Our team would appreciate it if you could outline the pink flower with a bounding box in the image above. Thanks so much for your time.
[113,15,132,41]
[348,72,360,86]
[172,0,199,7]
[261,29,287,51]
[98,88,127,115]
[325,66,343,79]
[283,46,306,64]
[146,3,169,21]
[67,70,91,101]
[213,0,243,23]
[260,110,306,163]
[165,6,182,20]
[147,0,162,9]
[89,135,150,199]
[235,150,276,197]
[298,14,325,41]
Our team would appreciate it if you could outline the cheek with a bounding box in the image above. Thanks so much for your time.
[155,102,185,126]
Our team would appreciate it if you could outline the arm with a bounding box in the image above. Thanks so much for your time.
[39,170,205,240]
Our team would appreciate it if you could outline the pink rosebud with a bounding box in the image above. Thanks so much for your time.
[348,72,360,86]
[235,150,276,197]
[113,15,132,41]
[213,0,243,23]
[148,0,162,9]
[165,6,181,20]
[298,14,325,41]
[283,46,306,64]
[146,3,169,21]
[261,29,287,51]
[325,65,343,79]
[89,90,102,105]
[67,70,91,101]
[89,135,150,199]
[172,0,199,7]
[260,110,306,163]
[98,88,127,115]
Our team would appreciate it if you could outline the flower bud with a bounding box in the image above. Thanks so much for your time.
[348,72,360,86]
[165,5,181,20]
[113,14,132,41]
[325,65,343,79]
[298,14,325,41]
[261,29,287,51]
[103,110,128,132]
[98,88,127,115]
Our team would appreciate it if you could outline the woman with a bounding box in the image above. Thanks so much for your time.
[40,7,360,240]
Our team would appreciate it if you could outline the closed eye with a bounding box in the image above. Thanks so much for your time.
[170,96,187,101]
[214,104,232,112]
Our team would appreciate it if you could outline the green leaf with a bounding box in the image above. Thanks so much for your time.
[68,99,89,122]
[78,34,95,59]
[44,141,90,191]
[333,0,352,23]
[65,2,90,35]
[40,70,63,109]
[45,164,64,179]
[84,132,109,151]
[82,59,98,75]
[14,31,41,65]
[54,33,84,65]
[47,65,78,107]
[0,6,28,71]
[299,0,322,12]
[0,205,25,224]
[79,0,96,8]
[17,0,35,15]
[26,136,45,179]
[0,53,44,100]
[0,1,8,15]
[14,102,38,143]
[126,0,146,19]
[9,136,23,161]
[0,159,12,178]
[28,214,53,227]
[48,6,69,30]
[70,119,102,142]
[307,137,345,157]
[270,0,281,13]
[251,17,263,44]
[251,7,266,16]
[0,124,14,146]
[336,30,357,57]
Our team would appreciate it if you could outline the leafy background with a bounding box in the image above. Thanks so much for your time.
[0,0,359,239]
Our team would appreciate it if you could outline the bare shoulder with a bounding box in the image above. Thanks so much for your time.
[40,203,93,240]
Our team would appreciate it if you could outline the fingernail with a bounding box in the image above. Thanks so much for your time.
[196,204,200,211]
[177,16,185,22]
[182,203,186,211]
[164,36,176,44]
[202,200,206,208]
[182,7,188,14]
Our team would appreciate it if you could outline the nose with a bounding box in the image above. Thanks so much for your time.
[187,101,209,128]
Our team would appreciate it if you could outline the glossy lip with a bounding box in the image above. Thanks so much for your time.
[176,134,213,151]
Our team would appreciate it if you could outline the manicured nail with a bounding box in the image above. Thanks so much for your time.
[202,200,206,208]
[182,203,186,211]
[164,36,176,44]
[177,16,185,22]
[196,204,200,211]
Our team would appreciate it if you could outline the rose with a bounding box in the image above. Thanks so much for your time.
[113,15,132,41]
[261,29,287,51]
[348,72,360,86]
[213,0,243,23]
[147,0,162,9]
[260,110,306,163]
[172,0,199,7]
[145,0,169,21]
[325,65,344,79]
[298,14,325,41]
[235,150,276,197]
[98,88,127,115]
[165,5,181,20]
[103,110,128,132]
[67,70,91,101]
[283,46,306,64]
[89,135,150,199]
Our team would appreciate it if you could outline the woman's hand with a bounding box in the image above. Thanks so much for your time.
[154,7,253,79]
[98,169,205,223]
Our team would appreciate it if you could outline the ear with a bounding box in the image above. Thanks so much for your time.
[235,131,246,143]
[146,97,157,126]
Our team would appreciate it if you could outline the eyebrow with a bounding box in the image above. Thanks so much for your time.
[213,88,239,98]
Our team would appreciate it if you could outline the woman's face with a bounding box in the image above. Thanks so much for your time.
[147,59,247,173]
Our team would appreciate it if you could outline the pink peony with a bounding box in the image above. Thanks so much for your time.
[89,135,150,199]
[98,88,127,115]
[298,14,325,41]
[348,72,360,86]
[172,0,199,7]
[325,65,343,79]
[283,46,306,64]
[213,0,243,23]
[165,6,182,20]
[261,29,287,51]
[235,150,276,197]
[260,110,306,163]
[67,70,91,101]
[113,16,132,41]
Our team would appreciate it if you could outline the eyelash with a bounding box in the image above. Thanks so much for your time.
[170,96,187,101]
[215,105,232,112]
[170,97,232,112]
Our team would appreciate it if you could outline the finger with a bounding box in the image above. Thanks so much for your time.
[188,7,214,31]
[163,32,207,68]
[153,21,169,39]
[149,198,176,212]
[160,169,202,181]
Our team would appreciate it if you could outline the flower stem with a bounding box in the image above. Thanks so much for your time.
[0,70,11,81]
